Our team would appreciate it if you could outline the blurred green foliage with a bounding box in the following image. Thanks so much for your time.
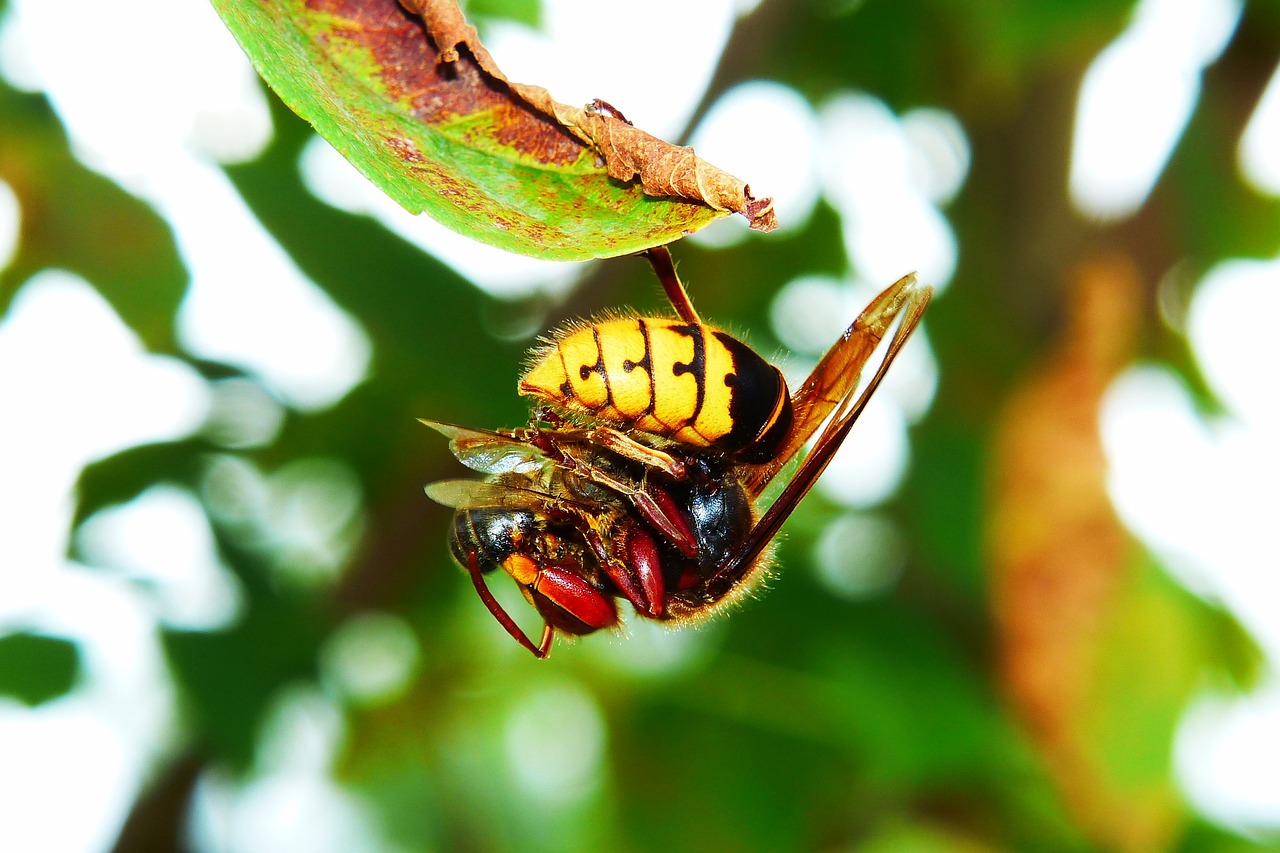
[3,0,1279,851]
[0,632,80,706]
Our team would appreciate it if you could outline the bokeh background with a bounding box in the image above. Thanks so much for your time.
[2,0,1279,850]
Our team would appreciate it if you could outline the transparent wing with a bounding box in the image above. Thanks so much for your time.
[423,478,564,511]
[420,418,546,475]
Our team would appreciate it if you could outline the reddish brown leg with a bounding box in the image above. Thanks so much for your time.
[535,623,554,656]
[623,524,666,619]
[528,564,619,630]
[644,245,701,325]
[575,525,664,619]
[464,551,553,658]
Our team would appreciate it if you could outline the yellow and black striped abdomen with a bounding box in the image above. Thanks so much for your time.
[519,317,793,461]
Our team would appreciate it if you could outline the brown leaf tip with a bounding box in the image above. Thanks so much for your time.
[401,0,781,233]
[743,186,778,233]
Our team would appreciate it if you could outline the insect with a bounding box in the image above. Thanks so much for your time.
[425,247,931,658]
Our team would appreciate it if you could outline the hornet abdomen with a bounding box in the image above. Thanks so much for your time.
[519,317,792,463]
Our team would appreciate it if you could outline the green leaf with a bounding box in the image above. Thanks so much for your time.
[0,632,81,706]
[210,0,723,260]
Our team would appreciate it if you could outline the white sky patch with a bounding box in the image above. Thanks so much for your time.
[0,273,210,610]
[1068,0,1242,220]
[254,686,345,777]
[201,454,272,532]
[841,200,956,293]
[2,564,181,759]
[75,486,244,632]
[813,394,909,509]
[687,81,822,248]
[0,6,38,91]
[1177,680,1280,830]
[0,698,134,853]
[0,272,209,609]
[298,135,586,301]
[5,0,371,412]
[1101,260,1280,651]
[0,572,182,852]
[820,94,911,224]
[190,769,389,853]
[1104,366,1280,830]
[0,178,18,272]
[1101,366,1232,600]
[1073,2,1280,830]
[0,272,202,852]
[5,0,271,174]
[819,92,959,291]
[1101,256,1280,830]
[1188,258,1280,429]
[1239,62,1280,196]
[167,156,373,410]
[482,0,735,140]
